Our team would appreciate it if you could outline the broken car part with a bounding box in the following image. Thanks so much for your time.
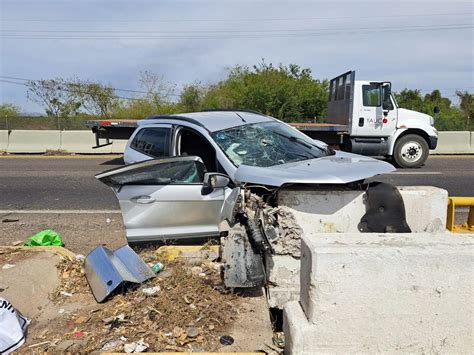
[358,182,412,233]
[84,245,155,302]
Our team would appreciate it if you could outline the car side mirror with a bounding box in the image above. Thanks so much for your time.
[201,173,230,195]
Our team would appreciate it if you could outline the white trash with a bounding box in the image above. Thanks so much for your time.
[0,298,30,354]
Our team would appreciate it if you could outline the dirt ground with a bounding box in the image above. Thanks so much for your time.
[0,213,126,255]
[0,247,278,353]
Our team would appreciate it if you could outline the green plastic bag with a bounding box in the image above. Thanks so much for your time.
[24,229,64,247]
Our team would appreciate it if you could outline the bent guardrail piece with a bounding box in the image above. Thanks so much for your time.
[84,245,155,302]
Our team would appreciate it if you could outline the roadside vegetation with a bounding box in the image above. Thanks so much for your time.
[1,62,472,130]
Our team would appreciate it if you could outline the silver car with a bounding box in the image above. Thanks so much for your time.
[96,110,394,243]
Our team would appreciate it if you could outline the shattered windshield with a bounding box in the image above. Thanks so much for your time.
[211,121,328,167]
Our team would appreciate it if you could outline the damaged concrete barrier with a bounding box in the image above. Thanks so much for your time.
[284,232,474,354]
[278,186,448,234]
[267,186,449,308]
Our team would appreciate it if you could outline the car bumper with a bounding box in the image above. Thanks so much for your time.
[428,136,438,150]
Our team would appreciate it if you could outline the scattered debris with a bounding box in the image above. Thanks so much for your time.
[11,241,23,246]
[60,291,73,297]
[2,218,19,223]
[2,264,15,270]
[124,339,149,353]
[84,245,155,302]
[0,298,30,354]
[142,286,160,295]
[23,229,63,247]
[106,218,111,224]
[151,262,164,273]
[219,335,235,346]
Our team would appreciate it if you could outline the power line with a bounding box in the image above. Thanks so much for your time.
[0,75,180,96]
[2,23,470,35]
[2,25,472,40]
[0,79,145,101]
[2,12,468,23]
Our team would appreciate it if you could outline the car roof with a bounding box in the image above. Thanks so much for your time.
[138,110,275,132]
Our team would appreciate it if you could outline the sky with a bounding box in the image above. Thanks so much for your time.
[0,0,473,113]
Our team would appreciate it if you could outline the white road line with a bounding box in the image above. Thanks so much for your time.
[0,210,121,214]
[388,171,442,175]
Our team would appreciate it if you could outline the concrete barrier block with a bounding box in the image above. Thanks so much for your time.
[7,130,61,153]
[266,255,301,308]
[60,130,112,153]
[111,139,127,153]
[433,131,473,154]
[278,186,447,234]
[293,232,474,353]
[0,130,8,151]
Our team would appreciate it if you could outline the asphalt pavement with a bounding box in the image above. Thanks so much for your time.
[0,155,473,211]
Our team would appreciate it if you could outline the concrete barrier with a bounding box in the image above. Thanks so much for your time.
[60,130,112,154]
[278,186,448,234]
[266,186,449,309]
[284,232,474,354]
[0,130,8,152]
[433,131,474,154]
[6,130,61,153]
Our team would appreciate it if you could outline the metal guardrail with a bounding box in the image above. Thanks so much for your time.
[447,197,474,233]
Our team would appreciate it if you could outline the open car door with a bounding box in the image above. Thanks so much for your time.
[96,156,240,243]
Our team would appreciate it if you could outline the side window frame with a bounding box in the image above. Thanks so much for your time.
[362,84,382,107]
[130,126,173,158]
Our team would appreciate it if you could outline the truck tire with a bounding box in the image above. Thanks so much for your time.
[393,134,429,168]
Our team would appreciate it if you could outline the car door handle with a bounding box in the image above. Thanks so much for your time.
[131,195,156,204]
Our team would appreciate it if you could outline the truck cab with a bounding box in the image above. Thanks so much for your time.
[325,71,438,168]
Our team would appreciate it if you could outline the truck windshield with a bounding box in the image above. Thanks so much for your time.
[211,121,328,167]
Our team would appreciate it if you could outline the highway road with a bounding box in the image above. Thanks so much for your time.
[0,155,472,253]
[0,155,473,211]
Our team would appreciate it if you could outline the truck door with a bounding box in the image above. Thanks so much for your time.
[355,83,397,137]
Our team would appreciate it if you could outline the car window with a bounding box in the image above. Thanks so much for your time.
[211,121,328,167]
[99,159,205,186]
[362,84,381,107]
[130,127,171,157]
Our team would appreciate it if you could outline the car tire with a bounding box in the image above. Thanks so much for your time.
[393,134,429,168]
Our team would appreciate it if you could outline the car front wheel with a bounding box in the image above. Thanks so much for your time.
[393,134,429,168]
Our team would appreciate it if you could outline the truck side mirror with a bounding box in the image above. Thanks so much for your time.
[433,106,440,114]
[382,85,393,111]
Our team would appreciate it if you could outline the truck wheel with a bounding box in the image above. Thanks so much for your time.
[393,134,429,168]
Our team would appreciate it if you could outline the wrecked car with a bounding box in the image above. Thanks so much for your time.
[96,110,395,287]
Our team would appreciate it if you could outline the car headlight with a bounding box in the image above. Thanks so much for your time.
[429,116,435,126]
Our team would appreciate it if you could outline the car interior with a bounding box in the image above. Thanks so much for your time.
[178,128,218,173]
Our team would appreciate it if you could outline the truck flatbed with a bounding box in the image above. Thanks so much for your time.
[288,122,349,132]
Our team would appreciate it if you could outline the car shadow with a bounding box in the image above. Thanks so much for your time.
[100,157,125,166]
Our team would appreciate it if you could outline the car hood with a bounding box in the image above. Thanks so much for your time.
[234,151,395,186]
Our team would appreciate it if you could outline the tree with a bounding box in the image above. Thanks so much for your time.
[199,61,329,121]
[69,79,117,118]
[138,70,176,109]
[179,82,207,112]
[0,103,20,117]
[456,90,473,130]
[27,79,81,119]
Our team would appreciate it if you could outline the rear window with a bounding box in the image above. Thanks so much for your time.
[130,127,171,157]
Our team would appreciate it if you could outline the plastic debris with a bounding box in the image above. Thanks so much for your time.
[0,298,30,354]
[60,291,73,297]
[23,229,63,247]
[2,264,15,270]
[142,286,161,295]
[124,339,148,353]
[151,262,164,273]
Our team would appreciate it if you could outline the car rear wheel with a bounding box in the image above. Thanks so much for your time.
[393,134,429,168]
